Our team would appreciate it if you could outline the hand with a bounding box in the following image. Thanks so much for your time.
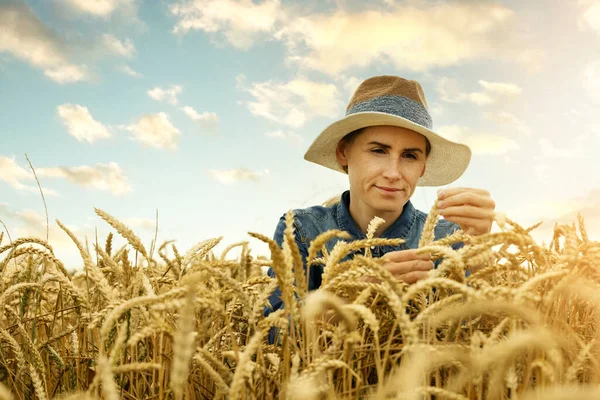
[379,249,434,284]
[437,187,495,236]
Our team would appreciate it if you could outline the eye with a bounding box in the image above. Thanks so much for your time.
[370,148,386,154]
[402,152,417,160]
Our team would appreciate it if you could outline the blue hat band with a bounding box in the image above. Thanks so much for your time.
[346,95,433,130]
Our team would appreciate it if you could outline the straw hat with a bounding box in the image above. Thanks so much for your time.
[303,75,472,187]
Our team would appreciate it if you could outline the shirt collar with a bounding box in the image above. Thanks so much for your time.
[336,190,416,240]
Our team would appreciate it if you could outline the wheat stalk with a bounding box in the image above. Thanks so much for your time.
[0,203,599,399]
[94,208,149,261]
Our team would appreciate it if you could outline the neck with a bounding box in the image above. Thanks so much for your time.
[348,191,404,237]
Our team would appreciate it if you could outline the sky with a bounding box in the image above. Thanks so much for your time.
[1,0,600,270]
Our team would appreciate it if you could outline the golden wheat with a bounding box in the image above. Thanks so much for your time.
[0,204,599,399]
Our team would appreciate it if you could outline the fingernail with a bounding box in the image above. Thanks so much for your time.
[437,189,445,199]
[437,200,445,209]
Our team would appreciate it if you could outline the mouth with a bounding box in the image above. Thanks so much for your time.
[375,186,403,193]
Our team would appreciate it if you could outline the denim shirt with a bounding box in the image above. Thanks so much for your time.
[265,190,464,317]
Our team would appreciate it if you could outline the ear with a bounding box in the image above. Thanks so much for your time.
[335,140,349,169]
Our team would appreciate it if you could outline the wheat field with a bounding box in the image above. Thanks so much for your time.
[0,203,599,399]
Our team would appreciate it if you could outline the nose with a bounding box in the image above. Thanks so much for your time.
[382,157,402,181]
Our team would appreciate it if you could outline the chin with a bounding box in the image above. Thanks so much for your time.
[370,198,404,213]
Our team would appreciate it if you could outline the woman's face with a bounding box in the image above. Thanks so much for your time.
[336,125,428,214]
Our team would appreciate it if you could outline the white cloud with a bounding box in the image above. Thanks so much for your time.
[0,203,9,217]
[460,135,520,155]
[14,209,46,231]
[435,77,463,103]
[0,1,89,83]
[553,189,600,224]
[511,49,547,74]
[436,77,522,106]
[0,205,100,270]
[467,92,494,106]
[57,104,111,143]
[208,168,269,185]
[10,209,73,244]
[484,111,531,136]
[276,3,525,75]
[533,133,589,162]
[181,106,218,126]
[37,162,132,196]
[343,76,362,95]
[579,0,600,34]
[83,215,155,232]
[169,0,281,49]
[44,64,89,84]
[508,189,600,242]
[333,74,363,95]
[1,207,78,247]
[478,80,522,96]
[182,106,214,121]
[533,164,548,182]
[237,75,341,128]
[437,125,520,155]
[503,155,520,165]
[0,156,59,196]
[533,138,583,161]
[265,130,303,145]
[486,111,522,125]
[148,85,183,105]
[1,204,162,272]
[170,2,540,75]
[181,106,219,133]
[102,33,135,57]
[564,105,600,139]
[264,131,286,139]
[0,156,33,191]
[123,218,155,231]
[125,112,181,150]
[116,65,142,78]
[61,0,137,18]
[581,60,600,102]
[429,103,446,118]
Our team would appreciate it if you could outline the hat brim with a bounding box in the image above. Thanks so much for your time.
[303,112,472,187]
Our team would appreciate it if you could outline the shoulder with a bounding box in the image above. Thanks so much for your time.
[283,203,338,232]
[273,203,339,244]
[293,203,335,221]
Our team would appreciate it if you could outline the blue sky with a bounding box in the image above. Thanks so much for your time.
[1,0,600,269]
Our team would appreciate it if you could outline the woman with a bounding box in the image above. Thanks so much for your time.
[265,75,496,316]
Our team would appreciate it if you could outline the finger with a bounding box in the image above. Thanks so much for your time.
[438,192,495,210]
[382,249,431,263]
[384,259,434,275]
[439,205,495,220]
[382,249,416,262]
[415,251,432,261]
[396,270,430,285]
[384,260,426,276]
[359,276,381,284]
[438,187,490,199]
